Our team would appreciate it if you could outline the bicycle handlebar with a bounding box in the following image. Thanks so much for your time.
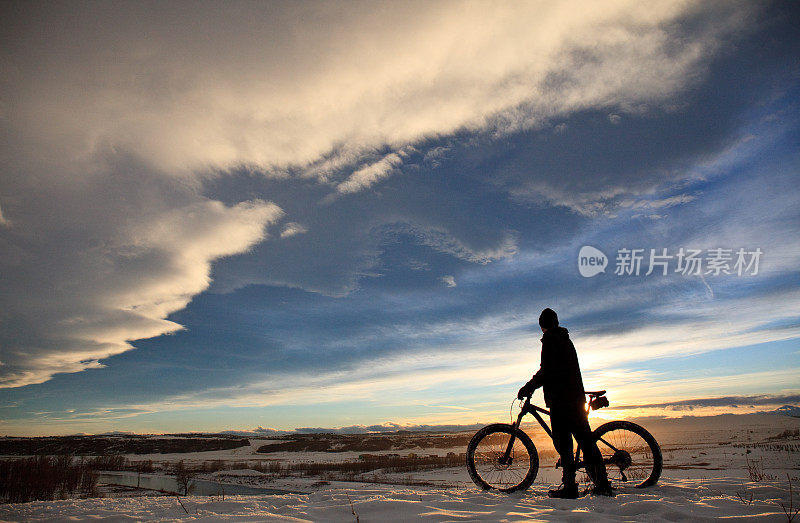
[519,390,606,399]
[517,390,609,411]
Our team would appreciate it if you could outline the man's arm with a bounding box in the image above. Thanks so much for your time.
[517,348,550,398]
[529,361,549,388]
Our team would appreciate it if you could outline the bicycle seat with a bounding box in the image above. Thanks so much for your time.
[585,390,606,397]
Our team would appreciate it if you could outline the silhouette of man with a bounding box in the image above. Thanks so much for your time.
[517,308,613,498]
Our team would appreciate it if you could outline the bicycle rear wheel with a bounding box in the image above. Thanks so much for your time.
[593,420,662,488]
[466,423,538,492]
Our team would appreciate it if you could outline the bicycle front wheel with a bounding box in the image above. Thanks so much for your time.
[593,420,662,488]
[466,423,538,493]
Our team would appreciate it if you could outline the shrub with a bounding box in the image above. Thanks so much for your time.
[746,456,776,482]
[85,454,128,471]
[0,456,98,503]
[131,459,154,473]
[173,460,196,495]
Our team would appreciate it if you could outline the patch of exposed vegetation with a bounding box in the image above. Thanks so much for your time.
[766,429,800,441]
[0,435,250,455]
[0,456,99,503]
[175,453,465,481]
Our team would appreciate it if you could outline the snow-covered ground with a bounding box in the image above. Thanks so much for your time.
[1,478,797,522]
[1,414,798,521]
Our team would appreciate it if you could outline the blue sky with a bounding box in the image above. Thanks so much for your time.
[0,1,799,436]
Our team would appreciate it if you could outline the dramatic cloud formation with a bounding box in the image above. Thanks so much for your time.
[0,163,283,387]
[1,1,798,434]
[5,1,748,177]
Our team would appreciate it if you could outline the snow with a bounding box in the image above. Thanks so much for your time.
[0,478,795,522]
[1,414,798,521]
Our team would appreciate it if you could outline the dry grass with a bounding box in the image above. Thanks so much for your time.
[746,456,776,482]
[782,475,800,523]
[168,453,465,479]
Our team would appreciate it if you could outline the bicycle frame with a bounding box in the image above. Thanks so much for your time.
[499,396,597,469]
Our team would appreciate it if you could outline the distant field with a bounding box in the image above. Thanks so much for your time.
[255,431,474,453]
[0,435,250,455]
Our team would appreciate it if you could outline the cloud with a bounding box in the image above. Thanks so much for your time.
[398,226,519,265]
[0,163,283,388]
[512,185,699,218]
[613,394,800,410]
[336,152,405,195]
[630,214,666,220]
[621,194,698,210]
[2,1,750,178]
[595,367,800,419]
[221,426,292,437]
[440,275,456,288]
[280,222,308,239]
[422,147,450,168]
[39,285,799,422]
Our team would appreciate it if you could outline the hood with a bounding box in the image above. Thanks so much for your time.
[542,325,569,340]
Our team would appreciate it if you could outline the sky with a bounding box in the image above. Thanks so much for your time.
[1,1,799,436]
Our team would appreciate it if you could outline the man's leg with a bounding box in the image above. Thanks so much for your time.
[572,413,612,494]
[549,412,579,498]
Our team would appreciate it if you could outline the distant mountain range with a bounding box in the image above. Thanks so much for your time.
[771,405,800,417]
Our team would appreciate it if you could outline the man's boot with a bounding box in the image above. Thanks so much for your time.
[589,482,615,497]
[548,481,579,499]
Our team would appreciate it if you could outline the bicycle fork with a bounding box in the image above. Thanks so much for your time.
[500,398,553,466]
[499,412,523,466]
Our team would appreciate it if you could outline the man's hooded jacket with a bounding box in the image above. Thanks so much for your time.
[526,326,586,410]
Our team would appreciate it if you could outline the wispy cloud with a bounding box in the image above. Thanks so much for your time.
[336,152,405,195]
[280,222,308,239]
[440,275,456,288]
[614,393,800,410]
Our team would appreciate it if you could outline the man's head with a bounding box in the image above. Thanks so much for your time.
[539,308,559,331]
